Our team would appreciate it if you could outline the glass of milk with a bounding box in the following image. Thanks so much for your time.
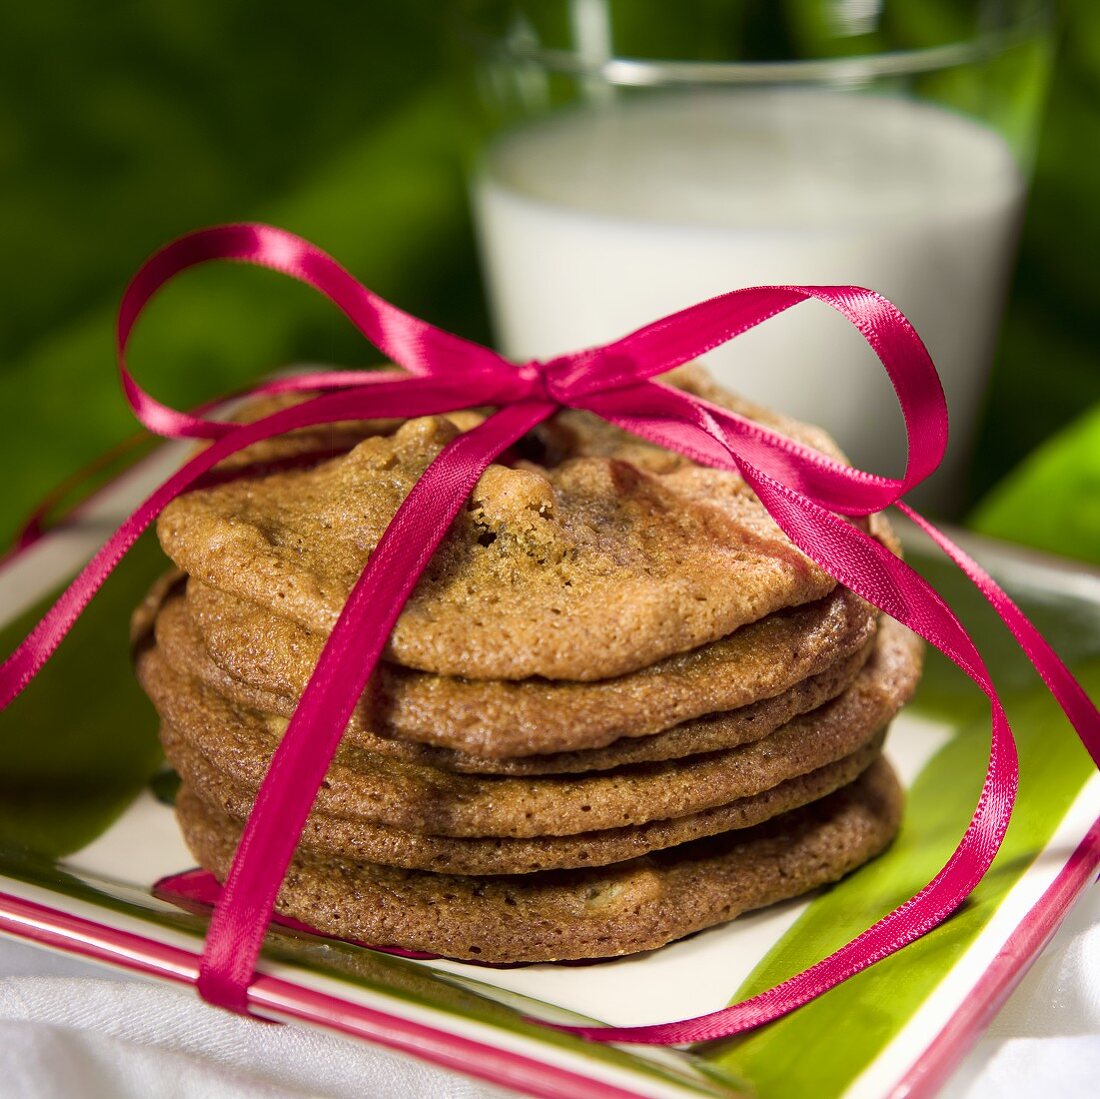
[464,0,1053,514]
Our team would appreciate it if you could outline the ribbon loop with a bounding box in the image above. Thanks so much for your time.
[117,223,519,442]
[0,222,1095,1044]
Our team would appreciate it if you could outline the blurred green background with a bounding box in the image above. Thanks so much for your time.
[1,1,1098,560]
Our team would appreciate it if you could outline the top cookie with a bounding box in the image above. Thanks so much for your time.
[157,367,842,680]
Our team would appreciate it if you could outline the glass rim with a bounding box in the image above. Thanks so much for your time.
[467,4,1050,87]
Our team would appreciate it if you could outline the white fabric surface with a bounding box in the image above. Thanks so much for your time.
[944,880,1100,1099]
[0,882,1096,1098]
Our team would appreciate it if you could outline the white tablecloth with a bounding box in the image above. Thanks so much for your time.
[1,883,1096,1099]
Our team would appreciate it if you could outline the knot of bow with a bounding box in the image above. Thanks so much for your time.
[2,222,1096,1044]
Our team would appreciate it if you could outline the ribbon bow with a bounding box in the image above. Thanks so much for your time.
[2,223,1097,1044]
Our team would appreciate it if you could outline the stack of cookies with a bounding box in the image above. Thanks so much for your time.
[133,366,920,964]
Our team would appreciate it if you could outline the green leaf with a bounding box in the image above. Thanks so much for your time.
[970,402,1100,565]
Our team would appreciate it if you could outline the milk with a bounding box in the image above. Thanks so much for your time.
[472,90,1026,510]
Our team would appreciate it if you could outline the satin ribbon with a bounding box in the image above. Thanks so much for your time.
[2,223,1097,1043]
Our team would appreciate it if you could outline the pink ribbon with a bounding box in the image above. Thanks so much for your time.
[2,223,1097,1043]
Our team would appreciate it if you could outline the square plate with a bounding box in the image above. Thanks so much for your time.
[0,436,1097,1099]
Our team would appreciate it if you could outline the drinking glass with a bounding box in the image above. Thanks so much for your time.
[462,0,1053,513]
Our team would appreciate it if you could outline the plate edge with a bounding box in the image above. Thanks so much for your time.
[885,813,1100,1099]
[0,886,701,1099]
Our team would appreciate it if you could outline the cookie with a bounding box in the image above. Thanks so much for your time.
[163,720,883,874]
[156,370,844,680]
[178,579,876,759]
[153,585,872,774]
[135,618,920,838]
[175,756,903,963]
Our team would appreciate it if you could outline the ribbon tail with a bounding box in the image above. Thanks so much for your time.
[196,401,555,1013]
[4,432,153,559]
[538,458,1023,1045]
[898,504,1100,767]
[0,440,257,708]
[537,382,1097,1046]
